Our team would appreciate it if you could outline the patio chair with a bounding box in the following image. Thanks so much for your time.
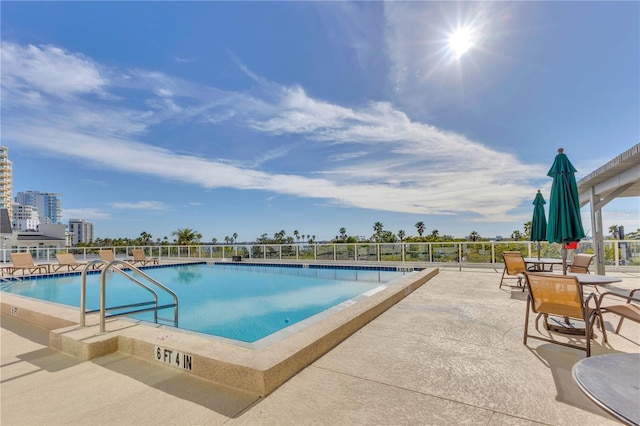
[499,251,526,291]
[130,249,158,266]
[52,253,88,272]
[597,289,640,342]
[98,249,137,269]
[98,250,116,262]
[568,253,595,274]
[9,253,50,275]
[523,272,604,357]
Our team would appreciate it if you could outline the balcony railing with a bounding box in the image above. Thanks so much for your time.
[3,240,639,268]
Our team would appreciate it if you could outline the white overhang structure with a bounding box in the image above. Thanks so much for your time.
[577,143,640,274]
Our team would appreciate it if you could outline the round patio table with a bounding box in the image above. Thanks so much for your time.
[524,257,565,272]
[572,353,640,426]
[566,273,623,286]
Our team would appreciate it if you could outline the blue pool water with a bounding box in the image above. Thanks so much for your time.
[1,263,411,343]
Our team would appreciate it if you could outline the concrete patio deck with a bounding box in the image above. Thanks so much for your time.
[2,267,639,425]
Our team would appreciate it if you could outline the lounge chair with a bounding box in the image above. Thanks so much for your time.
[98,250,116,262]
[523,272,604,357]
[499,251,526,291]
[568,253,595,274]
[8,253,50,275]
[597,289,640,342]
[130,249,159,266]
[52,253,88,272]
[98,249,135,269]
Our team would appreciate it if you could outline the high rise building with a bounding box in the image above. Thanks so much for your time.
[12,202,40,231]
[68,218,94,246]
[15,190,62,224]
[0,146,13,221]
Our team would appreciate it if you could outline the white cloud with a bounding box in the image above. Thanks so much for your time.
[109,201,169,211]
[2,41,547,223]
[1,42,106,98]
[174,56,196,63]
[62,208,111,221]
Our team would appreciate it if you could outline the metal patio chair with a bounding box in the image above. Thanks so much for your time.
[499,251,526,291]
[597,289,640,342]
[568,253,595,274]
[523,272,604,357]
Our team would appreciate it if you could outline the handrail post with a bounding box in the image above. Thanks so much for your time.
[80,267,87,326]
[80,259,107,326]
[491,242,496,264]
[100,265,107,333]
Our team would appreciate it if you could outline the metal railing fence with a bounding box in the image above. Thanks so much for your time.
[3,240,639,268]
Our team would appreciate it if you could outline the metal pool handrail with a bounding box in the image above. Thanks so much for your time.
[79,259,179,333]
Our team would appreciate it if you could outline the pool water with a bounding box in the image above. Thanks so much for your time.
[1,263,410,342]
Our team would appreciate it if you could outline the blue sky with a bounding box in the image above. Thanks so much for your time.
[2,1,638,243]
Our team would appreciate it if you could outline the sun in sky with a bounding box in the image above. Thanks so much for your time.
[448,26,476,59]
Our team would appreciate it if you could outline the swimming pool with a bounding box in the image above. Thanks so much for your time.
[1,263,410,343]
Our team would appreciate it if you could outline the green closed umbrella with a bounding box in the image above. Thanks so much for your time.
[530,190,547,260]
[546,148,585,274]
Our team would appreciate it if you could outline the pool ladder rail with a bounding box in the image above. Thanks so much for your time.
[0,275,22,290]
[79,259,179,333]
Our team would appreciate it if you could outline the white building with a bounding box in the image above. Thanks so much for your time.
[0,146,13,221]
[68,218,94,246]
[15,190,62,224]
[12,202,40,231]
[0,209,65,262]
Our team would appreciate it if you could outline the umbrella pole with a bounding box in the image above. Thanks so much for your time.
[537,242,541,260]
[561,241,568,275]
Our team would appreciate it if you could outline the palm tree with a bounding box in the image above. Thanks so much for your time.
[232,232,238,243]
[139,231,152,245]
[294,230,300,243]
[523,221,532,239]
[171,228,199,245]
[415,221,425,237]
[373,222,384,241]
[511,230,522,241]
[469,231,480,241]
[273,230,286,243]
[339,227,347,240]
[398,230,405,241]
[609,225,619,239]
[431,229,439,239]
